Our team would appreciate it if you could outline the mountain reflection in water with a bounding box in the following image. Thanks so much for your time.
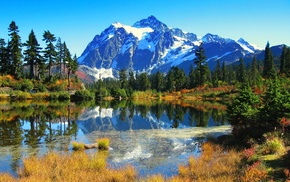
[0,100,230,177]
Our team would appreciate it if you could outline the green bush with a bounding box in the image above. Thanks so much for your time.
[71,141,85,151]
[48,92,70,100]
[21,79,34,92]
[73,90,94,100]
[58,91,70,100]
[11,91,32,100]
[97,138,110,150]
[259,137,285,155]
[95,87,109,98]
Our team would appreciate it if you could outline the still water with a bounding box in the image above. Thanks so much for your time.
[0,100,231,178]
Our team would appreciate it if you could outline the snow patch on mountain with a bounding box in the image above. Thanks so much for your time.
[78,65,114,80]
[77,16,266,82]
[237,38,262,53]
[112,22,154,40]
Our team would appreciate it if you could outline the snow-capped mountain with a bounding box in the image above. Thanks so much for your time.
[78,15,264,81]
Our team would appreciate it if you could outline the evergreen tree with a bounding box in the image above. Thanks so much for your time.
[194,44,207,86]
[7,21,23,78]
[260,79,290,125]
[286,47,290,76]
[221,61,227,83]
[227,64,236,85]
[66,54,78,89]
[237,58,247,86]
[151,71,164,92]
[188,65,196,88]
[119,69,128,89]
[250,57,262,87]
[43,30,56,79]
[55,38,64,77]
[227,85,260,136]
[166,69,175,92]
[136,72,151,91]
[128,71,136,90]
[23,30,42,79]
[263,42,276,79]
[204,62,211,85]
[215,59,221,80]
[172,67,186,91]
[280,45,287,75]
[0,38,9,74]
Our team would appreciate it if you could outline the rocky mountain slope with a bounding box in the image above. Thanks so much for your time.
[77,16,282,82]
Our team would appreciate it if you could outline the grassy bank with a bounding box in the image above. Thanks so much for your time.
[2,137,289,181]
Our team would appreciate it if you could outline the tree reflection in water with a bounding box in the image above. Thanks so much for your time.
[0,100,84,173]
[0,99,228,175]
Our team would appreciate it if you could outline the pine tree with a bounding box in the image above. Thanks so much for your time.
[63,43,78,89]
[55,38,64,78]
[151,71,164,92]
[66,54,78,89]
[119,69,128,89]
[136,72,151,91]
[166,69,175,92]
[284,47,290,77]
[43,30,56,79]
[280,45,287,75]
[23,30,42,79]
[227,64,236,85]
[188,65,196,88]
[204,63,211,84]
[0,38,9,74]
[194,43,207,86]
[128,71,136,90]
[7,21,23,78]
[237,58,247,86]
[215,59,221,80]
[263,42,276,79]
[250,57,262,87]
[221,61,227,83]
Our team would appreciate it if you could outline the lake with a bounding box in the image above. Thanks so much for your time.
[0,100,231,178]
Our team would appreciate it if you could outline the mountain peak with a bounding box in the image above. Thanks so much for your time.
[133,15,168,32]
[202,33,233,44]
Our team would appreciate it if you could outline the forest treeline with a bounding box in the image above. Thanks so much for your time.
[0,21,78,90]
[89,42,290,98]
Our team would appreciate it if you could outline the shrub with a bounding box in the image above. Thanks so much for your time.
[11,91,32,100]
[31,92,49,100]
[71,141,85,151]
[33,81,47,92]
[58,91,70,100]
[97,138,110,150]
[259,137,285,155]
[242,161,268,182]
[48,92,70,100]
[21,79,34,92]
[243,147,259,164]
[73,90,94,100]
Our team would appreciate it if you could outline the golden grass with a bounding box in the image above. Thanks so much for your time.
[97,138,110,150]
[1,141,274,182]
[0,150,136,182]
[71,141,85,151]
[168,142,242,182]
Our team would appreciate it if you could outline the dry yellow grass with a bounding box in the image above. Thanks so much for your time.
[0,142,254,182]
[0,150,136,182]
[168,142,243,182]
[97,138,110,150]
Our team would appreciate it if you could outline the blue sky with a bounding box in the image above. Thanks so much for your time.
[0,0,289,56]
